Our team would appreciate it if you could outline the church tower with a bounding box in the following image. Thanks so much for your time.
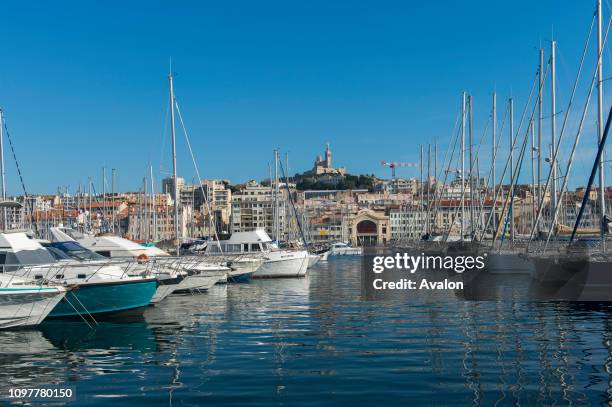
[325,142,332,168]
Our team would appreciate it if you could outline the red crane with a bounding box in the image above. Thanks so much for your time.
[380,161,418,178]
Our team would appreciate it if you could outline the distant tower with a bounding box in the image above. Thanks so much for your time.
[325,142,332,168]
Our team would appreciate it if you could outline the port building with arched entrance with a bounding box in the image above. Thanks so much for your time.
[350,209,390,246]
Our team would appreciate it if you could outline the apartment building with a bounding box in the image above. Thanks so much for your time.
[231,181,288,239]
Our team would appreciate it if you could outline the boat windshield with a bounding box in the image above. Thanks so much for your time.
[45,246,72,261]
[46,241,109,261]
[0,247,57,271]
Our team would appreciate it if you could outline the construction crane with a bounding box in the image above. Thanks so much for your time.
[380,161,418,178]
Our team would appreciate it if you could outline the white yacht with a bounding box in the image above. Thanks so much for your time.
[0,274,66,329]
[320,242,362,261]
[50,227,228,294]
[0,232,156,318]
[219,230,308,278]
[199,240,265,282]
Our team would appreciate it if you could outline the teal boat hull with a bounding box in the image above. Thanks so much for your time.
[48,279,157,318]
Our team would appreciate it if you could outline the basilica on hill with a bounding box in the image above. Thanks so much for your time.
[310,143,347,176]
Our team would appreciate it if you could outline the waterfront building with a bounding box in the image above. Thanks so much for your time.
[0,201,25,231]
[301,198,357,244]
[389,206,426,240]
[350,208,390,246]
[231,180,288,240]
[162,176,185,200]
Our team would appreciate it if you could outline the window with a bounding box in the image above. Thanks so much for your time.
[96,251,111,258]
[251,243,260,252]
[78,274,86,279]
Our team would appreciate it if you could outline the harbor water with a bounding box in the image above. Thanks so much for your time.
[0,257,611,405]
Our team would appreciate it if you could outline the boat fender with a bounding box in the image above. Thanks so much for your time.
[137,253,149,264]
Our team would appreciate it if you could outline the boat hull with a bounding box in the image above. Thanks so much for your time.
[225,257,262,283]
[172,270,227,293]
[48,279,157,318]
[307,254,321,267]
[486,253,535,275]
[530,256,612,301]
[151,275,184,304]
[227,271,254,283]
[254,250,309,278]
[0,287,66,328]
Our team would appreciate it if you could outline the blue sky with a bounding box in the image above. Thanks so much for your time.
[0,0,609,194]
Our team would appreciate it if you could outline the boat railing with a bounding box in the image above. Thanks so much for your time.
[0,260,134,284]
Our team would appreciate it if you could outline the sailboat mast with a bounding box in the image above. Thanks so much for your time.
[102,167,106,231]
[530,120,536,224]
[434,141,437,184]
[597,0,606,249]
[551,39,558,221]
[274,149,280,242]
[434,141,437,229]
[420,144,423,236]
[88,177,92,232]
[492,92,497,234]
[150,165,157,242]
[111,168,116,234]
[538,48,544,225]
[285,151,290,241]
[468,95,474,237]
[169,69,180,255]
[461,92,466,241]
[143,176,148,241]
[509,97,515,241]
[77,184,81,231]
[427,144,431,235]
[0,109,6,230]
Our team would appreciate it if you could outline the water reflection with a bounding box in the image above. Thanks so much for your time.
[0,259,608,405]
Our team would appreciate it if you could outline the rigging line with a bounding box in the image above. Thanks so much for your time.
[429,110,461,233]
[499,122,532,248]
[467,115,493,235]
[443,119,471,242]
[430,110,463,236]
[467,103,510,238]
[279,159,309,250]
[494,96,537,247]
[477,106,509,226]
[2,119,37,234]
[449,112,491,239]
[445,102,495,241]
[173,99,222,251]
[528,11,601,245]
[482,65,544,244]
[436,110,462,182]
[569,106,612,242]
[542,14,612,252]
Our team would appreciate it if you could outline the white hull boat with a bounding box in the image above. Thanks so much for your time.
[255,250,309,278]
[0,275,66,329]
[226,256,264,282]
[320,242,362,261]
[307,254,321,267]
[49,228,185,303]
[175,260,229,292]
[174,271,226,292]
[198,229,309,279]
